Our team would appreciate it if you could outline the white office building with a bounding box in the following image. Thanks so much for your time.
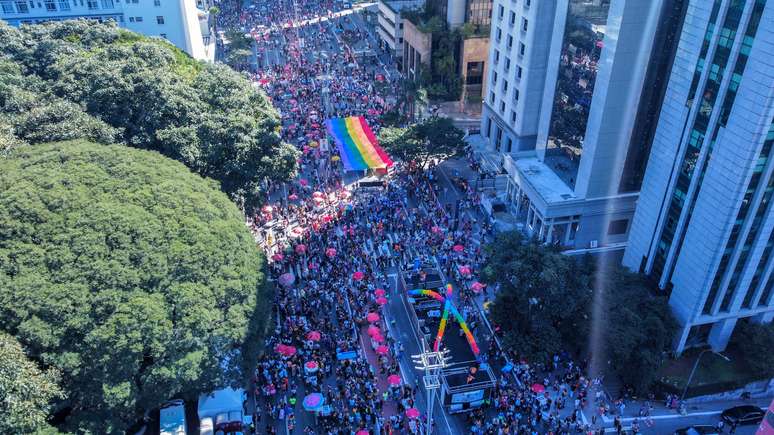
[479,0,683,251]
[624,0,774,353]
[377,0,423,67]
[0,0,215,61]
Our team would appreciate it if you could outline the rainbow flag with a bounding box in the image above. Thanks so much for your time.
[326,116,393,171]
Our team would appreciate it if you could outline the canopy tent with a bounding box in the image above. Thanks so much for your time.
[326,116,393,171]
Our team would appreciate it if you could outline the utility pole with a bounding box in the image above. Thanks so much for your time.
[411,343,451,434]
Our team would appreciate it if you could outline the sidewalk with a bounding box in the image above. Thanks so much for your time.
[597,396,772,425]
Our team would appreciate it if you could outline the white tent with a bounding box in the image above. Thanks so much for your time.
[197,388,244,420]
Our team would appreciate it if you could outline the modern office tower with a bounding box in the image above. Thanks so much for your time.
[624,0,774,353]
[0,0,215,61]
[479,0,683,250]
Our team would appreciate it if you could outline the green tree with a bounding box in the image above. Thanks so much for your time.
[0,141,272,433]
[0,333,64,434]
[733,321,774,379]
[0,20,298,204]
[379,116,465,168]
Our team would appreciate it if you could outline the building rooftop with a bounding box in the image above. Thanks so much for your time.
[513,157,577,204]
[380,0,424,14]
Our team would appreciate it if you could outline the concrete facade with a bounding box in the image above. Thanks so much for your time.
[624,0,774,353]
[377,0,424,64]
[0,0,214,61]
[402,18,432,81]
[479,0,667,251]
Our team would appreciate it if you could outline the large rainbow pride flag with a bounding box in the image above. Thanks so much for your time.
[326,116,394,171]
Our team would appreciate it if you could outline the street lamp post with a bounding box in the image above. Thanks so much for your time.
[412,344,451,434]
[680,349,731,401]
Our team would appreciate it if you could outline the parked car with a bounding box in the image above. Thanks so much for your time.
[673,425,719,435]
[721,405,765,426]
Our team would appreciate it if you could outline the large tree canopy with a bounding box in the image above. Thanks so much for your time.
[378,116,465,168]
[0,333,63,434]
[0,141,272,433]
[0,20,298,202]
[484,232,676,392]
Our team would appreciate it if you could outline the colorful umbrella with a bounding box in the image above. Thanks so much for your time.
[302,393,325,411]
[352,271,365,281]
[452,244,464,252]
[374,288,386,297]
[366,312,380,323]
[458,265,472,276]
[288,193,299,201]
[376,296,388,306]
[376,345,389,355]
[276,344,297,356]
[367,326,381,337]
[471,282,485,293]
[387,374,401,386]
[306,331,321,341]
[406,408,420,419]
[326,248,337,258]
[372,334,385,343]
[531,383,545,393]
[271,253,284,262]
[304,361,319,372]
[295,244,307,254]
[278,273,295,287]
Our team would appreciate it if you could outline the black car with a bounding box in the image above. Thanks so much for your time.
[673,425,719,435]
[721,405,766,426]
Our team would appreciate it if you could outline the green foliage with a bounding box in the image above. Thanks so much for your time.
[0,333,63,434]
[484,232,676,391]
[733,321,774,378]
[378,116,465,168]
[0,20,298,204]
[0,142,272,433]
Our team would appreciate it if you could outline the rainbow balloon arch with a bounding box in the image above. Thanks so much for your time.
[325,116,394,172]
[407,284,480,357]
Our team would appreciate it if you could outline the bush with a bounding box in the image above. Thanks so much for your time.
[0,141,272,433]
[733,320,774,379]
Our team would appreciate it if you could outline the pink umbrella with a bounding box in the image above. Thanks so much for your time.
[326,248,337,258]
[299,178,308,186]
[356,431,369,435]
[312,191,324,198]
[376,345,389,355]
[288,193,299,201]
[372,334,385,343]
[262,205,274,214]
[471,282,485,293]
[306,331,321,341]
[376,296,388,306]
[352,271,365,281]
[387,374,401,386]
[531,383,546,393]
[406,408,420,419]
[374,288,386,297]
[367,326,381,337]
[366,312,380,323]
[458,265,472,276]
[452,244,464,252]
[271,253,284,262]
[276,344,297,357]
[295,244,307,254]
[278,273,295,287]
[305,361,319,371]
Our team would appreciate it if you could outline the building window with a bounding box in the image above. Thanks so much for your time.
[514,88,519,101]
[154,0,160,4]
[101,0,112,7]
[496,27,501,42]
[500,101,505,113]
[497,4,503,19]
[608,219,629,235]
[160,33,167,38]
[16,0,29,11]
[87,0,97,8]
[507,35,513,49]
[492,71,498,85]
[399,23,403,29]
[44,0,55,10]
[522,18,528,32]
[519,42,526,56]
[509,11,515,26]
[525,0,530,6]
[1,1,14,12]
[135,15,143,21]
[57,0,67,10]
[516,66,522,79]
[502,79,508,93]
[489,91,495,104]
[506,137,513,152]
[486,118,492,138]
[504,57,510,72]
[156,15,164,24]
[511,110,517,123]
[494,49,499,64]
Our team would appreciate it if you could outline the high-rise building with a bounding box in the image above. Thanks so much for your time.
[0,0,215,61]
[624,0,774,353]
[479,0,683,250]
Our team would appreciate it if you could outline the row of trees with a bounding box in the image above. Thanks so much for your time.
[484,232,678,392]
[0,20,299,206]
[0,21,284,433]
